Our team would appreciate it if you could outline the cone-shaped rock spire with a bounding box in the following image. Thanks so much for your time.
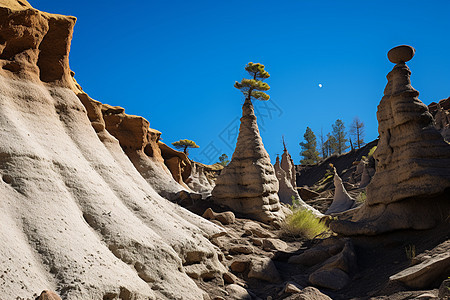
[212,98,284,225]
[331,45,450,235]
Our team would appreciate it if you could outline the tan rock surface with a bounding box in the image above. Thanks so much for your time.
[0,2,226,299]
[212,98,284,225]
[331,45,450,235]
[325,167,356,214]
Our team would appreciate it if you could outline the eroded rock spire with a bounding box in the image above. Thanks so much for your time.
[331,45,450,235]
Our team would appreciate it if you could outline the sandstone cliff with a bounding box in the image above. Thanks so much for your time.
[0,1,226,299]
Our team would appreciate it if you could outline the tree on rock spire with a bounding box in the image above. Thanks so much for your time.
[234,62,270,102]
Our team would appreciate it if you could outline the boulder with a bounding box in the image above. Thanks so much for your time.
[248,257,281,283]
[331,45,450,235]
[225,284,251,300]
[212,98,284,226]
[389,252,450,289]
[262,238,288,252]
[202,208,235,225]
[309,268,349,291]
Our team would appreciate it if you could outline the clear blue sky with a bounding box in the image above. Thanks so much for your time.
[30,0,450,165]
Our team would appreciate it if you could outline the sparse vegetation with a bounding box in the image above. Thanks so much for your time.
[218,153,229,166]
[356,190,367,203]
[171,139,199,155]
[405,244,416,261]
[282,199,331,240]
[350,116,365,149]
[300,127,320,165]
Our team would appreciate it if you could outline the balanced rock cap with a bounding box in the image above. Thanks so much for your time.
[387,45,415,64]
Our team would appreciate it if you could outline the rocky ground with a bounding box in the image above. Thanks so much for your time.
[187,200,450,300]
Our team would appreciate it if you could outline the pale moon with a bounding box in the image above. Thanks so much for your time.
[318,83,323,88]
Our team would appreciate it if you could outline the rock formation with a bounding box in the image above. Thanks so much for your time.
[212,98,284,225]
[274,156,323,217]
[280,140,297,188]
[331,45,450,235]
[0,1,226,299]
[432,102,450,141]
[185,161,220,197]
[325,168,356,214]
[100,103,190,197]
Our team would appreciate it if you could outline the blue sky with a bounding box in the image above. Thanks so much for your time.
[30,0,450,164]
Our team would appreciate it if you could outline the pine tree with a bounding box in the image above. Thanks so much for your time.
[331,119,349,155]
[299,127,320,165]
[171,139,199,155]
[349,116,365,149]
[234,62,270,102]
[218,154,229,166]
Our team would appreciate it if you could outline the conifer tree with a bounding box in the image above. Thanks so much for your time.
[350,116,365,149]
[331,119,349,155]
[171,139,199,155]
[299,127,320,164]
[234,62,270,102]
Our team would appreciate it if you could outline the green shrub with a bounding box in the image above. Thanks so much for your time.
[356,191,367,203]
[368,146,377,157]
[282,208,330,240]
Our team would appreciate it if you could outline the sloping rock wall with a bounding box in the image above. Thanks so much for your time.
[0,2,225,299]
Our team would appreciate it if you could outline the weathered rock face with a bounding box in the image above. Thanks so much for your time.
[186,161,221,197]
[430,99,450,142]
[0,2,226,299]
[331,45,450,235]
[100,103,189,197]
[281,144,297,189]
[274,156,323,217]
[212,98,284,225]
[325,168,356,215]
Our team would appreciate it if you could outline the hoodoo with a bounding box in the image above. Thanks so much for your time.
[212,63,284,226]
[331,45,450,235]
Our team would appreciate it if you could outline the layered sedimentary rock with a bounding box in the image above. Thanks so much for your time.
[212,98,284,225]
[274,156,323,217]
[325,168,355,214]
[158,141,192,189]
[186,161,221,197]
[0,2,226,299]
[100,103,190,197]
[331,45,450,235]
[432,101,450,141]
[280,143,297,188]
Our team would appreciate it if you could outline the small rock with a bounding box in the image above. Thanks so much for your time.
[252,238,263,246]
[288,249,331,266]
[229,245,254,255]
[215,211,235,225]
[415,292,437,299]
[37,290,62,300]
[309,268,349,290]
[248,257,281,283]
[223,272,238,284]
[262,238,288,252]
[439,278,450,299]
[284,282,302,294]
[225,284,251,300]
[202,208,235,225]
[230,260,250,273]
[283,286,332,300]
[243,221,274,238]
